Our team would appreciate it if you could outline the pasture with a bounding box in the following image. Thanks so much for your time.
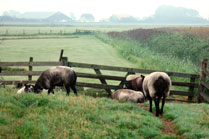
[0,87,209,138]
[0,26,145,35]
[0,25,209,138]
[0,34,137,84]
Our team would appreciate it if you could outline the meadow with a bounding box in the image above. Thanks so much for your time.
[0,87,209,139]
[0,33,137,84]
[106,27,209,66]
[0,25,209,138]
[0,25,146,35]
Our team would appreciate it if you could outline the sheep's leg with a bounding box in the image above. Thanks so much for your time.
[71,85,77,96]
[65,85,70,96]
[149,98,152,113]
[154,97,160,117]
[48,87,55,95]
[48,89,51,95]
[160,96,166,115]
[51,88,54,95]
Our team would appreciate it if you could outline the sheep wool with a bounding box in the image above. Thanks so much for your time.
[143,72,171,98]
[17,86,26,94]
[112,89,145,103]
[142,72,171,117]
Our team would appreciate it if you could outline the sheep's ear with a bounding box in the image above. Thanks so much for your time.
[24,84,29,88]
[141,75,145,79]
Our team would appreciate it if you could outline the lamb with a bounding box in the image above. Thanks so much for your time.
[34,66,77,96]
[124,75,145,91]
[142,72,171,117]
[17,84,34,94]
[111,89,145,103]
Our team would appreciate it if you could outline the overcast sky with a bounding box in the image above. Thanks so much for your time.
[1,0,209,20]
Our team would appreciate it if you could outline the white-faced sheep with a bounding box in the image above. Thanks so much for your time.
[34,66,77,96]
[124,75,145,91]
[17,84,34,94]
[142,72,171,117]
[111,89,145,103]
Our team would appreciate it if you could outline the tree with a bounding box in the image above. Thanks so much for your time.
[79,13,95,22]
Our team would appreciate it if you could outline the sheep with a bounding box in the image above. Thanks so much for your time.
[142,72,171,117]
[111,89,145,103]
[34,66,77,96]
[17,84,34,94]
[124,75,145,91]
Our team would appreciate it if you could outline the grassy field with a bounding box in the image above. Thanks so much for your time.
[107,28,209,66]
[0,34,137,84]
[0,26,209,139]
[0,26,205,90]
[0,86,209,139]
[0,26,146,35]
[0,35,133,64]
[95,32,199,74]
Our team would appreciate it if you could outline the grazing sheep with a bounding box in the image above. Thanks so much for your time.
[125,75,145,91]
[111,89,145,103]
[34,66,77,96]
[17,84,34,94]
[142,72,171,117]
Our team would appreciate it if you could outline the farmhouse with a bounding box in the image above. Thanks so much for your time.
[45,12,72,23]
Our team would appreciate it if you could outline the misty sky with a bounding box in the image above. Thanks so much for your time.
[1,0,209,20]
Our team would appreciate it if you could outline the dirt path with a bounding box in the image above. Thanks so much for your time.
[136,104,185,139]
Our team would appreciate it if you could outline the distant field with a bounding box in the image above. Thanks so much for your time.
[162,26,209,40]
[0,34,137,83]
[0,26,145,35]
[106,27,209,66]
[0,35,136,66]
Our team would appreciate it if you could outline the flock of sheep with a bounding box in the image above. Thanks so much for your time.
[17,66,171,117]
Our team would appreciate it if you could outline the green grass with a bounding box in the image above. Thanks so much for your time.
[0,35,135,66]
[94,32,200,93]
[143,32,209,65]
[1,86,209,138]
[0,26,144,35]
[0,86,164,139]
[163,103,209,138]
[95,32,199,74]
[0,34,137,84]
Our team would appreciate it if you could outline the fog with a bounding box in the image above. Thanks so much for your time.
[1,0,209,21]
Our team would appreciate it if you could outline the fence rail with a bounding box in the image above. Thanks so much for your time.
[0,71,199,86]
[68,62,199,78]
[0,55,205,102]
[0,61,199,78]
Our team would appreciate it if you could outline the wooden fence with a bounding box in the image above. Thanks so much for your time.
[198,59,209,102]
[0,56,203,102]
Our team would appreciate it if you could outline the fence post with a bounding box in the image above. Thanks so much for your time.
[198,59,208,103]
[94,68,112,94]
[188,76,195,101]
[59,49,64,62]
[28,57,33,81]
[61,57,68,66]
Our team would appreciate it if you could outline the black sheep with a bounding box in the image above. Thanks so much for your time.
[34,66,77,96]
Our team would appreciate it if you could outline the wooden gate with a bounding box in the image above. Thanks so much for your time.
[0,56,201,102]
